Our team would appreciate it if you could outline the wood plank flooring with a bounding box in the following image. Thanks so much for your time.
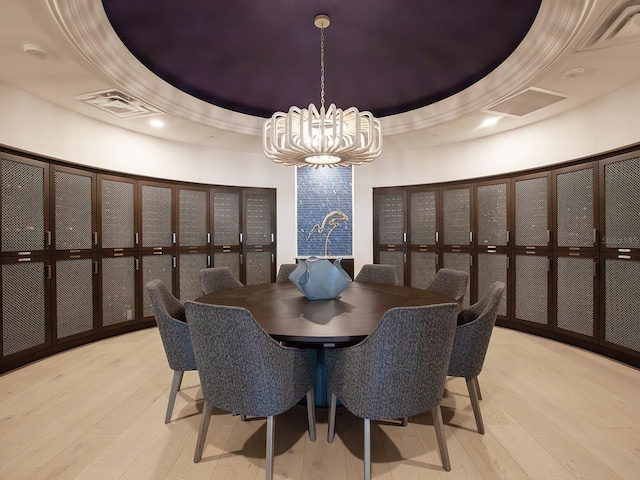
[1,326,639,480]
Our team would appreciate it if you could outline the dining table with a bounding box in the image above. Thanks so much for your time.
[196,280,456,406]
[196,280,456,346]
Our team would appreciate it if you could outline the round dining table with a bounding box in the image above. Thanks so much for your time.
[196,281,456,346]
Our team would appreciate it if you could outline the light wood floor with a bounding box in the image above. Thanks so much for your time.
[1,326,639,480]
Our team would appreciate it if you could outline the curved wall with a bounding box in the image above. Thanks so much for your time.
[2,79,640,274]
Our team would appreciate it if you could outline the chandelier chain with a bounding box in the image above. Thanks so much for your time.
[320,25,325,110]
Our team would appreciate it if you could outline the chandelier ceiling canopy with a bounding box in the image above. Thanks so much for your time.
[263,15,382,168]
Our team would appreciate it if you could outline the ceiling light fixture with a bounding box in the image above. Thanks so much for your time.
[263,15,382,168]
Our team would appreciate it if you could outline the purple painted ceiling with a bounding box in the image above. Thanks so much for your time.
[102,1,541,118]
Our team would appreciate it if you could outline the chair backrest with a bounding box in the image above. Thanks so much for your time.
[426,268,469,307]
[354,264,399,285]
[199,267,243,295]
[326,302,458,420]
[276,263,297,284]
[145,279,197,372]
[185,301,316,417]
[448,281,505,379]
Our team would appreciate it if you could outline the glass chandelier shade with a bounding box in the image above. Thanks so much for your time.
[263,15,382,168]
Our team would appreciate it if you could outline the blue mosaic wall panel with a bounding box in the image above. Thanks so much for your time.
[297,166,353,257]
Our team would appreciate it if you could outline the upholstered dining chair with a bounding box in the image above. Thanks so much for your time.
[326,303,459,478]
[199,266,242,295]
[448,281,505,434]
[145,279,197,424]
[276,263,297,284]
[354,263,399,285]
[425,268,469,311]
[185,301,317,480]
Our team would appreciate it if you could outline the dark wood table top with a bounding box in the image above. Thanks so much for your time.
[196,281,455,345]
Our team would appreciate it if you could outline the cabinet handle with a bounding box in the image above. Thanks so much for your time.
[469,232,473,243]
[547,230,551,244]
[271,233,274,243]
[172,232,176,244]
[134,258,139,271]
[506,230,510,245]
[469,255,473,267]
[435,231,439,243]
[172,256,176,268]
[134,233,139,245]
[239,233,243,244]
[207,232,211,244]
[403,253,407,263]
[93,232,98,245]
[240,254,243,265]
[93,261,98,275]
[593,259,598,277]
[45,231,52,246]
[46,264,52,280]
[593,228,598,246]
[403,232,407,243]
[271,253,275,263]
[207,255,211,266]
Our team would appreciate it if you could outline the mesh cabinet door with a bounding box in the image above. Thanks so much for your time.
[476,182,508,247]
[515,254,550,326]
[178,188,207,248]
[602,155,640,252]
[1,259,48,357]
[378,250,405,285]
[477,252,508,316]
[54,256,95,340]
[555,165,596,249]
[376,191,406,246]
[99,176,135,250]
[604,257,640,354]
[1,156,47,255]
[244,191,274,247]
[515,175,549,247]
[178,252,208,300]
[213,252,241,282]
[555,255,595,339]
[142,253,173,318]
[101,255,136,328]
[443,251,471,309]
[409,190,437,246]
[53,167,94,252]
[410,250,437,289]
[141,183,173,249]
[244,251,272,286]
[442,187,471,247]
[211,190,241,247]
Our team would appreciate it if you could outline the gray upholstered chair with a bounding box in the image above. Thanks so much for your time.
[425,268,469,311]
[448,281,505,434]
[354,263,399,285]
[199,266,242,295]
[326,303,459,478]
[185,301,317,480]
[145,279,197,424]
[276,263,297,284]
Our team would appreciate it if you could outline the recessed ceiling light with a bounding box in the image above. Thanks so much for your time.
[480,117,500,128]
[149,119,164,128]
[561,67,585,80]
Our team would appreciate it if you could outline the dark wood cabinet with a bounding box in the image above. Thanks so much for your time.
[374,146,640,367]
[0,149,276,373]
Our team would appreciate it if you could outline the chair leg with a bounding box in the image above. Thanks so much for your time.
[328,391,337,443]
[364,418,371,480]
[466,376,485,434]
[306,388,316,441]
[266,415,275,480]
[402,417,408,426]
[431,406,451,471]
[474,376,482,400]
[194,401,214,462]
[165,370,184,424]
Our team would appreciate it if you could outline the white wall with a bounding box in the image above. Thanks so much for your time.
[2,80,640,275]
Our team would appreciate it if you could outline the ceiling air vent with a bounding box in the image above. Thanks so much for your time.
[578,3,640,51]
[483,87,568,118]
[73,89,163,119]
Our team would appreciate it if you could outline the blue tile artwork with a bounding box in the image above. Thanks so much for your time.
[297,166,353,257]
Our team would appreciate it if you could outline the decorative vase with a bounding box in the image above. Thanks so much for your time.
[289,257,352,300]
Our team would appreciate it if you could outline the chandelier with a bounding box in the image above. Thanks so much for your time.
[263,15,382,168]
